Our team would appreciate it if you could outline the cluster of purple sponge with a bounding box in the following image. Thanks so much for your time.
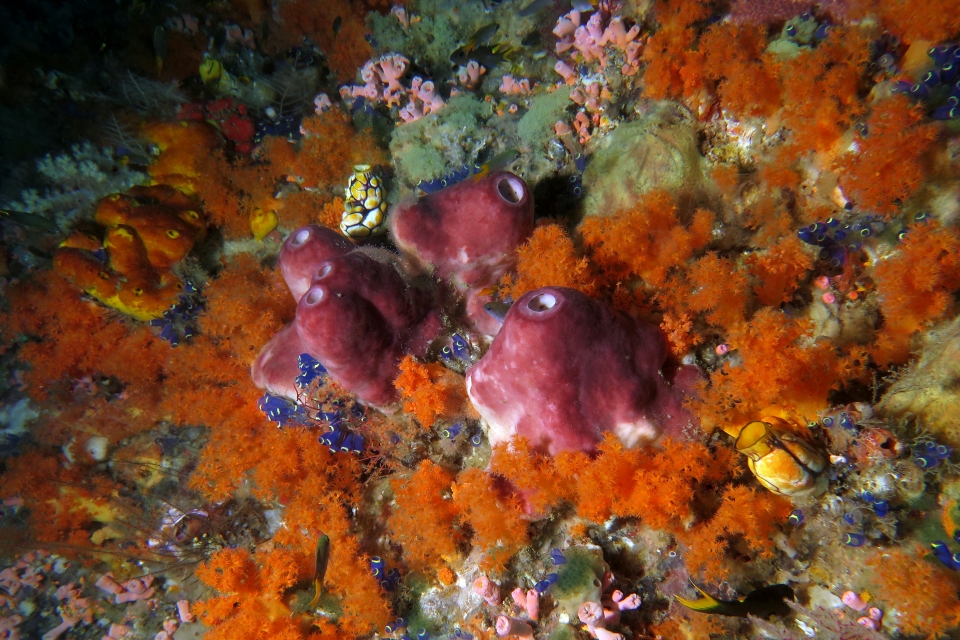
[252,170,697,454]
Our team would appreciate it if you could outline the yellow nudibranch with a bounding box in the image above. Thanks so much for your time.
[340,164,387,239]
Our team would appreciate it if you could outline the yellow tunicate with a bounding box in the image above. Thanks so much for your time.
[250,207,279,241]
[735,418,827,498]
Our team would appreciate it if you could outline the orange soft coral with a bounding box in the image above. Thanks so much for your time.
[745,235,815,306]
[699,24,781,118]
[387,460,462,573]
[193,547,310,640]
[641,0,713,102]
[581,190,713,288]
[871,220,960,365]
[675,483,790,582]
[393,356,468,428]
[275,0,372,82]
[865,544,960,636]
[292,112,388,192]
[499,223,594,300]
[777,29,870,158]
[692,308,843,430]
[874,0,960,44]
[838,95,938,216]
[681,252,752,330]
[489,438,579,516]
[452,468,529,572]
[199,254,295,364]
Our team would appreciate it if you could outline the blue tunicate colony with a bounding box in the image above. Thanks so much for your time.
[892,42,960,120]
[147,279,203,347]
[257,352,367,455]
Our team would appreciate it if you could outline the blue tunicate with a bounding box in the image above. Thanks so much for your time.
[370,556,385,576]
[827,245,847,267]
[942,63,958,83]
[259,394,305,426]
[909,83,931,99]
[546,572,559,584]
[551,548,567,565]
[534,580,552,593]
[832,229,847,242]
[788,509,804,525]
[872,500,889,517]
[318,427,346,451]
[923,69,942,87]
[350,403,366,420]
[953,529,960,545]
[785,24,797,38]
[929,44,958,67]
[822,416,835,427]
[343,432,364,454]
[932,105,959,120]
[892,79,913,94]
[574,152,586,173]
[470,433,483,446]
[843,513,857,526]
[452,334,470,360]
[442,423,463,439]
[159,323,176,343]
[842,533,866,547]
[568,173,583,198]
[298,353,327,373]
[861,491,875,504]
[931,541,956,568]
[814,22,830,40]
[840,413,855,429]
[936,444,952,459]
[915,455,940,469]
[416,629,429,640]
[440,345,454,361]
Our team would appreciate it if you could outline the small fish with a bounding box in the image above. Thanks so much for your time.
[451,42,512,68]
[332,16,343,35]
[518,0,551,17]
[1,208,60,233]
[463,23,499,52]
[483,301,512,324]
[477,285,499,297]
[472,149,520,182]
[521,30,542,48]
[307,534,331,609]
[675,583,795,619]
[153,26,167,76]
